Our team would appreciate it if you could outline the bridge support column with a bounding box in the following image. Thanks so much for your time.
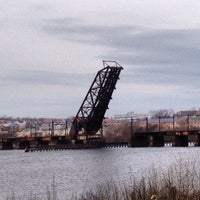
[132,135,149,147]
[152,135,164,147]
[48,140,57,147]
[197,135,200,146]
[191,134,200,146]
[16,141,21,149]
[164,135,188,147]
[174,135,188,147]
[188,135,199,146]
[30,141,38,148]
[2,141,13,150]
[17,142,26,149]
[128,139,133,147]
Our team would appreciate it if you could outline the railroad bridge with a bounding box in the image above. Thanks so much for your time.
[0,61,124,151]
[1,128,200,150]
[1,61,200,150]
[131,129,200,147]
[129,115,200,147]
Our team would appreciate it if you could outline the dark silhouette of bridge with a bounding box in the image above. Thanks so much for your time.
[130,115,200,147]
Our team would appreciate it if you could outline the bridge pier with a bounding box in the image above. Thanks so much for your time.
[1,141,13,150]
[164,135,188,147]
[197,135,200,146]
[17,141,29,149]
[188,134,200,146]
[132,135,149,147]
[131,134,164,147]
[151,135,164,147]
[131,134,190,147]
[174,135,188,147]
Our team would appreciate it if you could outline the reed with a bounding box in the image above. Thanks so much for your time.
[6,157,200,200]
[76,158,200,200]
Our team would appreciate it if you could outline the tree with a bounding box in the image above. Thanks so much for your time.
[150,109,175,118]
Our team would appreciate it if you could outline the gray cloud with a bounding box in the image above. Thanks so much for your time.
[41,18,200,89]
[1,0,200,119]
[0,70,92,87]
[109,29,200,69]
[42,18,200,66]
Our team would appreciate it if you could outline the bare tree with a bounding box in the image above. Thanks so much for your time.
[150,109,175,118]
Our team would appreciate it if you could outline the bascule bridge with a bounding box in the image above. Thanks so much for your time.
[69,60,123,144]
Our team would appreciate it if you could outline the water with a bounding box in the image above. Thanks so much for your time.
[0,147,200,200]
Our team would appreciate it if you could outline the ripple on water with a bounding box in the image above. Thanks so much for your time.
[1,148,200,200]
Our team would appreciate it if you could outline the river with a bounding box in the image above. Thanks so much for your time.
[0,147,200,200]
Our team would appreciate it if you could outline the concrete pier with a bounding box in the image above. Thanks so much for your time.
[174,135,188,147]
[152,135,165,147]
[132,135,149,147]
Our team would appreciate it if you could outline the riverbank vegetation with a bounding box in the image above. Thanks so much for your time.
[6,158,200,200]
[73,159,200,200]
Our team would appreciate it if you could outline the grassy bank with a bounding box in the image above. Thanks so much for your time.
[73,159,200,200]
[7,158,200,200]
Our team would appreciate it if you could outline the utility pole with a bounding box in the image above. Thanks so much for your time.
[146,117,149,132]
[158,116,161,132]
[51,119,54,137]
[131,117,133,136]
[187,115,190,131]
[65,119,68,136]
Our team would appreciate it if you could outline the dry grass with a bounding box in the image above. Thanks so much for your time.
[75,158,200,200]
[6,158,200,200]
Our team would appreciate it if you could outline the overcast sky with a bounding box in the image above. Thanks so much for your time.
[1,0,200,118]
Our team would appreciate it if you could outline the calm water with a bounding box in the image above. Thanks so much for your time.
[0,147,200,200]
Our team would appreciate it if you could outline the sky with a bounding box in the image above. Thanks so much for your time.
[1,0,200,118]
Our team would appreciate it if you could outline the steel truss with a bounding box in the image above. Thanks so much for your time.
[70,61,123,140]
